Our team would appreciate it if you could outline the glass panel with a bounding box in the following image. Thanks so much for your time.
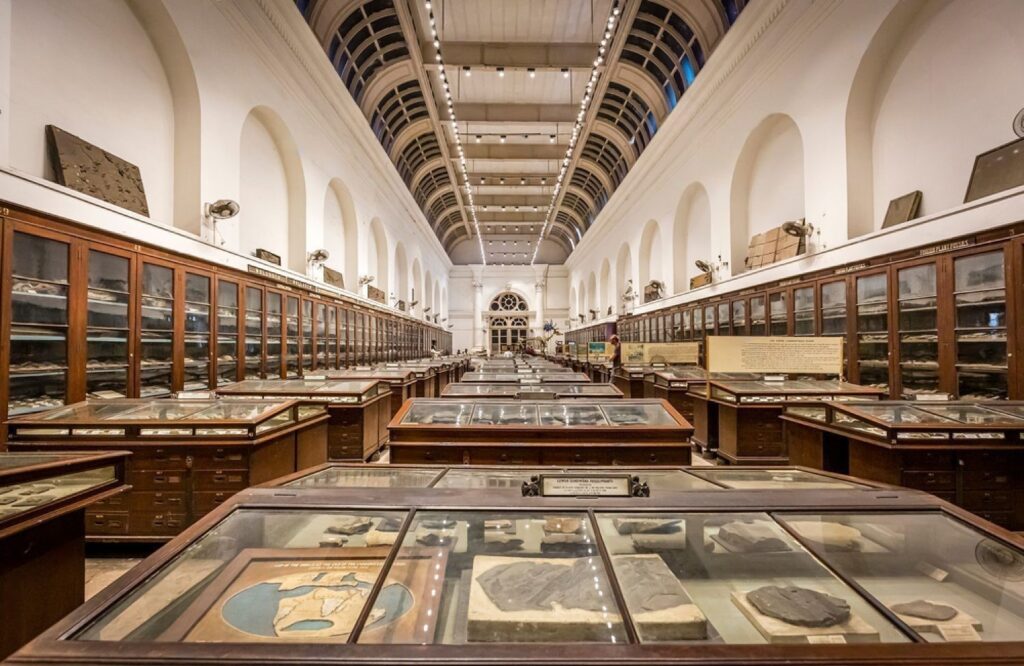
[401,402,473,425]
[856,274,889,391]
[140,264,175,397]
[9,233,69,414]
[732,300,746,333]
[0,466,116,522]
[897,264,939,395]
[820,281,847,336]
[471,403,538,425]
[244,287,263,379]
[366,511,626,644]
[302,301,313,370]
[692,468,867,490]
[749,296,766,335]
[779,512,1024,643]
[717,303,731,335]
[793,287,814,336]
[85,250,131,398]
[769,292,787,335]
[74,508,407,642]
[602,403,675,426]
[538,403,608,426]
[285,467,439,489]
[954,252,1007,399]
[216,281,238,386]
[596,512,906,643]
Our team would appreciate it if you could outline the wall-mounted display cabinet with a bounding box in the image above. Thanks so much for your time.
[0,202,451,422]
[5,399,329,540]
[781,400,1024,529]
[14,470,1024,664]
[215,379,391,461]
[0,451,129,659]
[615,225,1024,400]
[388,398,693,465]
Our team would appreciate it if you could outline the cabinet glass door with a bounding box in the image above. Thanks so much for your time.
[897,264,939,396]
[9,232,69,414]
[749,295,766,335]
[183,273,211,391]
[731,300,746,335]
[244,286,263,379]
[856,273,889,391]
[672,312,682,340]
[954,250,1007,398]
[316,303,328,368]
[682,309,691,340]
[140,263,174,397]
[769,291,788,335]
[86,250,130,398]
[265,292,283,379]
[820,280,848,376]
[717,302,731,335]
[286,296,299,378]
[301,300,313,371]
[692,307,704,341]
[793,286,814,336]
[216,281,238,386]
[327,306,338,368]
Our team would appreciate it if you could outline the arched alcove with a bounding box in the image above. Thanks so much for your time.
[569,285,578,320]
[847,0,1024,234]
[615,243,633,312]
[394,242,409,306]
[638,220,664,290]
[411,258,423,314]
[587,272,598,318]
[577,282,587,321]
[599,259,612,316]
[239,106,307,272]
[431,278,441,321]
[366,217,389,296]
[673,182,711,291]
[730,114,805,271]
[440,286,448,323]
[324,178,359,289]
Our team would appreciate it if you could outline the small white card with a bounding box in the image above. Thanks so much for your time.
[806,634,847,644]
[915,561,949,582]
[937,623,982,642]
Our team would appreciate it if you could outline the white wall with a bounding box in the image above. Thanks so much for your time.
[238,109,291,263]
[563,0,1024,330]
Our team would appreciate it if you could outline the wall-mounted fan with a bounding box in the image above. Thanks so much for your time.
[783,219,814,238]
[358,275,375,286]
[695,259,712,274]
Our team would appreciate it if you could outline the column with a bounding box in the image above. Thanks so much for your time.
[533,280,546,348]
[472,280,483,351]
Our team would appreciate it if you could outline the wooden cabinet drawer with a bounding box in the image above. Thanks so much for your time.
[969,510,1012,529]
[132,511,187,537]
[962,489,1015,511]
[86,511,129,535]
[328,441,366,461]
[389,445,461,464]
[963,470,1016,488]
[901,470,955,491]
[92,492,129,509]
[132,448,189,470]
[194,490,236,514]
[192,469,248,490]
[467,447,541,465]
[959,451,1023,471]
[612,447,689,465]
[901,451,955,471]
[191,448,246,470]
[130,469,186,490]
[129,491,187,513]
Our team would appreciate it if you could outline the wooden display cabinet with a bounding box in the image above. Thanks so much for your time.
[648,366,709,424]
[388,398,693,465]
[699,379,885,465]
[440,382,623,399]
[781,401,1024,529]
[6,399,329,540]
[216,379,391,461]
[0,450,128,659]
[611,365,647,398]
[460,371,592,384]
[318,368,416,419]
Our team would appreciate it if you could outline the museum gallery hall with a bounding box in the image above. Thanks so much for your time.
[2,0,1024,662]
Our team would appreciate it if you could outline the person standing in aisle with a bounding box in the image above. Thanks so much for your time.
[608,334,622,367]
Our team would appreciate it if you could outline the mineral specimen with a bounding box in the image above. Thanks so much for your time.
[747,586,850,628]
[891,600,958,622]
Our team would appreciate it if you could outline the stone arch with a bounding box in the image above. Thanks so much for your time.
[239,106,307,272]
[730,113,804,272]
[615,242,634,312]
[569,284,578,320]
[411,257,423,315]
[586,271,598,318]
[394,242,409,306]
[366,217,389,296]
[324,178,359,290]
[599,258,612,316]
[638,219,665,291]
[673,182,711,292]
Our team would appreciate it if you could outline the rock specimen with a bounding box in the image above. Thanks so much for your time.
[416,533,453,547]
[891,600,958,622]
[615,557,690,612]
[747,586,850,628]
[543,516,583,534]
[613,517,681,535]
[420,518,456,529]
[717,521,790,553]
[376,517,404,532]
[485,520,513,530]
[325,516,373,535]
[319,536,347,547]
[787,521,861,550]
[477,559,604,612]
[480,539,524,553]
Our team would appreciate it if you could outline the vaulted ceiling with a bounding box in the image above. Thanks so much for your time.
[295,0,747,264]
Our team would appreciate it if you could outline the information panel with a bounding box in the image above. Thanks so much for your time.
[587,341,609,361]
[620,342,700,365]
[706,336,843,375]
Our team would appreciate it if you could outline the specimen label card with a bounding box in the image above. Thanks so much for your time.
[620,342,700,365]
[706,336,844,375]
[540,475,632,497]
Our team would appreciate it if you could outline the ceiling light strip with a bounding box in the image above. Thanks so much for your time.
[424,0,488,265]
[531,0,621,264]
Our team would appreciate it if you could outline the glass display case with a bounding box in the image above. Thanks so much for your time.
[953,251,1008,399]
[441,383,623,399]
[266,292,284,379]
[896,264,939,396]
[244,286,264,380]
[286,296,300,378]
[139,263,175,398]
[16,473,1024,665]
[216,280,239,386]
[461,371,592,384]
[85,249,131,399]
[8,232,69,415]
[319,369,416,417]
[0,450,129,660]
[708,380,886,405]
[184,273,213,391]
[856,273,890,392]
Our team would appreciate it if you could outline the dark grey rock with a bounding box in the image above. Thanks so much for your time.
[891,600,958,622]
[748,585,850,628]
[477,559,605,612]
[325,516,372,535]
[421,518,457,529]
[717,521,790,553]
[376,517,404,532]
[613,518,681,535]
[614,557,689,612]
[416,533,453,547]
[481,539,524,553]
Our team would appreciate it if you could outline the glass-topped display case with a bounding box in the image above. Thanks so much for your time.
[6,399,330,540]
[650,365,708,390]
[440,383,623,399]
[0,450,130,660]
[460,371,592,384]
[708,379,886,405]
[317,369,416,416]
[216,379,392,461]
[15,472,1024,664]
[387,399,694,466]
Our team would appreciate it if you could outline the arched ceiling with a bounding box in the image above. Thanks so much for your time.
[296,0,747,265]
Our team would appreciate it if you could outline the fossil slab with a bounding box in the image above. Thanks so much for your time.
[747,586,850,628]
[543,516,583,534]
[325,517,373,535]
[891,600,958,622]
[613,518,681,535]
[476,559,604,612]
[716,521,790,553]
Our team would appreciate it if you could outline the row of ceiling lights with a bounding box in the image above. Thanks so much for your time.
[480,177,549,185]
[424,0,492,265]
[462,66,571,78]
[473,134,557,143]
[531,0,622,264]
